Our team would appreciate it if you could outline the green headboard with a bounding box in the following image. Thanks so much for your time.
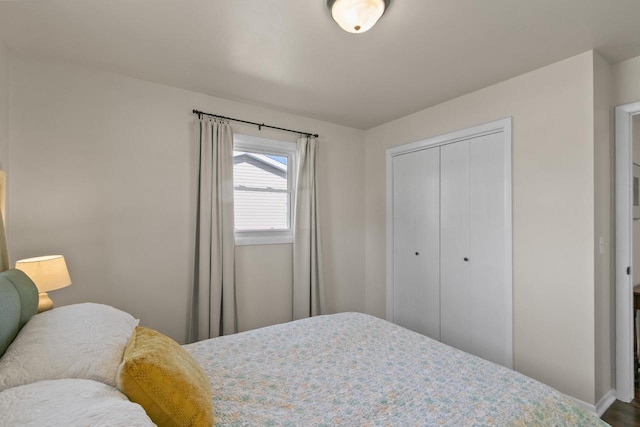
[0,269,38,357]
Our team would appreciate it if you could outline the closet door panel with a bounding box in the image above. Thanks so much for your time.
[392,148,440,340]
[439,140,471,351]
[469,132,510,367]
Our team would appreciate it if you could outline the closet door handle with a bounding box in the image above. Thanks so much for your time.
[463,257,469,262]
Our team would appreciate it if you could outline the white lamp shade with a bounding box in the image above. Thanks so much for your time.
[330,0,387,33]
[15,255,72,292]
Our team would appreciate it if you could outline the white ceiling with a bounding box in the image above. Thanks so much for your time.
[0,0,639,129]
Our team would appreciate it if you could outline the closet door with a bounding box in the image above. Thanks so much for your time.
[468,132,509,367]
[392,147,440,340]
[440,133,510,368]
[440,140,471,352]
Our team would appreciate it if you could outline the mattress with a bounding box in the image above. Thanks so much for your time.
[185,312,606,426]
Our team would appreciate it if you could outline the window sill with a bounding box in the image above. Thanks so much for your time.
[235,231,293,246]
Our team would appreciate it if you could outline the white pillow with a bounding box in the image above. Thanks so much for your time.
[0,379,155,427]
[0,303,138,391]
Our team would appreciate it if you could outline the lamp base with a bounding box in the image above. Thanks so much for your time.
[37,292,54,313]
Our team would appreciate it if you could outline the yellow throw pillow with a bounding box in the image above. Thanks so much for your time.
[117,326,213,427]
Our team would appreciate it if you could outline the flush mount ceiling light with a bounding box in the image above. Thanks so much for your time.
[327,0,390,34]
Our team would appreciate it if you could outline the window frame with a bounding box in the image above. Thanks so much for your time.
[233,134,297,246]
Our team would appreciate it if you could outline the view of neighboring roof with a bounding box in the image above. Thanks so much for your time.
[234,152,287,172]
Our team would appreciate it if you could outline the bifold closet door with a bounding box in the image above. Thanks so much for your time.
[392,148,440,340]
[440,132,510,368]
[440,139,471,353]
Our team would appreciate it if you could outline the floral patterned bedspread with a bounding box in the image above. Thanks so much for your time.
[184,312,607,426]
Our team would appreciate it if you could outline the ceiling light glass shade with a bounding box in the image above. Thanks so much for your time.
[328,0,389,34]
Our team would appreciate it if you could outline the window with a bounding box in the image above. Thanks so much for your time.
[233,134,296,245]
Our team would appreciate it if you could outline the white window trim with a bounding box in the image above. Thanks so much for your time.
[233,134,297,246]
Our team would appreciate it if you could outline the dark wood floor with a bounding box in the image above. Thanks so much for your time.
[602,390,640,426]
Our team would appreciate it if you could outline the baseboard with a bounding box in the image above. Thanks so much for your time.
[568,389,615,417]
[595,389,616,417]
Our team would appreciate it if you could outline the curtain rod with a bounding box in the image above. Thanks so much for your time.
[192,109,319,138]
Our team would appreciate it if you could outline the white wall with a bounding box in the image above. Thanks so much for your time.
[612,55,640,107]
[235,244,292,332]
[364,52,597,403]
[593,52,613,403]
[6,54,366,343]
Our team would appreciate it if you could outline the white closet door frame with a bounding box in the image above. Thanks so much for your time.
[385,117,513,361]
[614,102,640,403]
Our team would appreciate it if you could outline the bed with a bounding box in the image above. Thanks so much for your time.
[0,269,608,426]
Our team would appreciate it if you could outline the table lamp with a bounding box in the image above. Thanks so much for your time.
[15,255,72,313]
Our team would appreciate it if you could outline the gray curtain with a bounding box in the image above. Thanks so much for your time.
[189,118,237,342]
[293,136,324,320]
[0,171,8,272]
[0,213,8,272]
